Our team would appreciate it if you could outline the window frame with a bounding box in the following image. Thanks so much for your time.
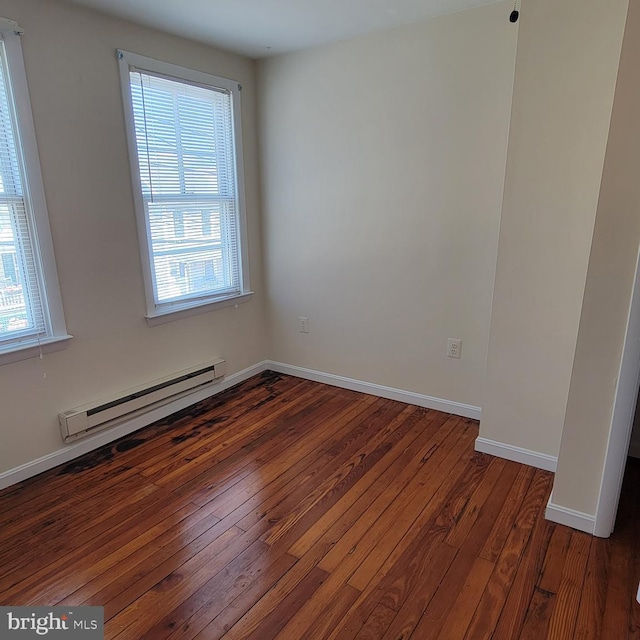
[0,18,70,365]
[117,50,253,324]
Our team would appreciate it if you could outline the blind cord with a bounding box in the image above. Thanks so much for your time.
[138,72,155,204]
[36,333,46,379]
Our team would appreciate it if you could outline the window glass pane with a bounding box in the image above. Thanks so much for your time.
[0,41,46,344]
[129,70,241,308]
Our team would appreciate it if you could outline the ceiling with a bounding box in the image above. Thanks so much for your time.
[65,0,503,59]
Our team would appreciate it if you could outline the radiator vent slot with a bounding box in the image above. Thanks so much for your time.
[59,359,226,442]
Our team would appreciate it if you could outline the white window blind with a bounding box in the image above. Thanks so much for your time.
[0,22,68,359]
[0,41,45,345]
[120,51,250,318]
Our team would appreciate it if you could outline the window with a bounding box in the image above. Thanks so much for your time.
[118,51,252,321]
[0,18,69,363]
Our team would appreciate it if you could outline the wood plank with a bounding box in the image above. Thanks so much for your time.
[519,587,556,640]
[509,524,569,640]
[601,559,631,639]
[331,529,455,640]
[140,543,297,640]
[150,382,338,489]
[546,531,592,640]
[0,372,286,518]
[286,408,452,559]
[4,500,201,606]
[107,526,247,638]
[215,394,381,531]
[599,457,638,640]
[489,470,554,640]
[286,583,361,640]
[0,462,139,525]
[263,408,441,563]
[462,471,553,640]
[178,387,354,505]
[189,390,376,518]
[245,423,474,640]
[479,463,535,562]
[1,373,638,640]
[406,458,521,640]
[191,554,323,640]
[232,397,395,530]
[129,373,308,475]
[222,558,331,640]
[58,503,223,607]
[377,539,458,640]
[318,417,468,573]
[219,410,453,638]
[434,556,495,640]
[144,383,325,490]
[261,404,421,546]
[100,518,249,622]
[573,536,608,640]
[347,428,482,591]
[0,476,171,595]
[443,455,507,548]
[0,470,153,557]
[354,603,396,640]
[328,437,486,638]
[538,525,572,594]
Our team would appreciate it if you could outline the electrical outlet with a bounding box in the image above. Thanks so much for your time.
[447,338,462,359]
[299,317,309,333]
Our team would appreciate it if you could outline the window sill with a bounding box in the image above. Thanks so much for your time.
[0,334,73,366]
[145,291,254,326]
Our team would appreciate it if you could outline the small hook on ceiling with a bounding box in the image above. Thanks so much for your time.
[510,0,520,22]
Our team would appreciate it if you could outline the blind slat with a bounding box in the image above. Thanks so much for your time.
[0,40,46,344]
[130,70,241,307]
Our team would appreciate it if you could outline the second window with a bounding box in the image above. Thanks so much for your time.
[118,51,251,319]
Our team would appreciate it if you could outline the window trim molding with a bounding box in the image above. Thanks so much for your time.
[145,290,254,327]
[117,50,252,322]
[0,334,72,366]
[0,21,70,364]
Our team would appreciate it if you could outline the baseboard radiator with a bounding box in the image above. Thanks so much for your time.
[58,359,226,443]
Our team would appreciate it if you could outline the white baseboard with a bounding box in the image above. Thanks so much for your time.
[474,436,557,472]
[0,361,269,491]
[266,361,482,420]
[0,360,482,491]
[545,498,596,535]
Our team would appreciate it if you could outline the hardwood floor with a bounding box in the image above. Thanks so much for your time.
[0,371,639,639]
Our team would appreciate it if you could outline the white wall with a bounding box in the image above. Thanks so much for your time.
[0,0,267,476]
[552,0,640,517]
[259,1,517,409]
[5,0,634,514]
[480,0,629,459]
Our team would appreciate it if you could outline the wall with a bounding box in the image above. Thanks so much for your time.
[552,0,640,517]
[0,0,267,476]
[480,0,629,459]
[259,1,518,409]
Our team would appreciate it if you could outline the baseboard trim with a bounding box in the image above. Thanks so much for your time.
[0,360,482,490]
[545,498,596,535]
[0,361,269,491]
[474,436,557,472]
[267,361,482,420]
